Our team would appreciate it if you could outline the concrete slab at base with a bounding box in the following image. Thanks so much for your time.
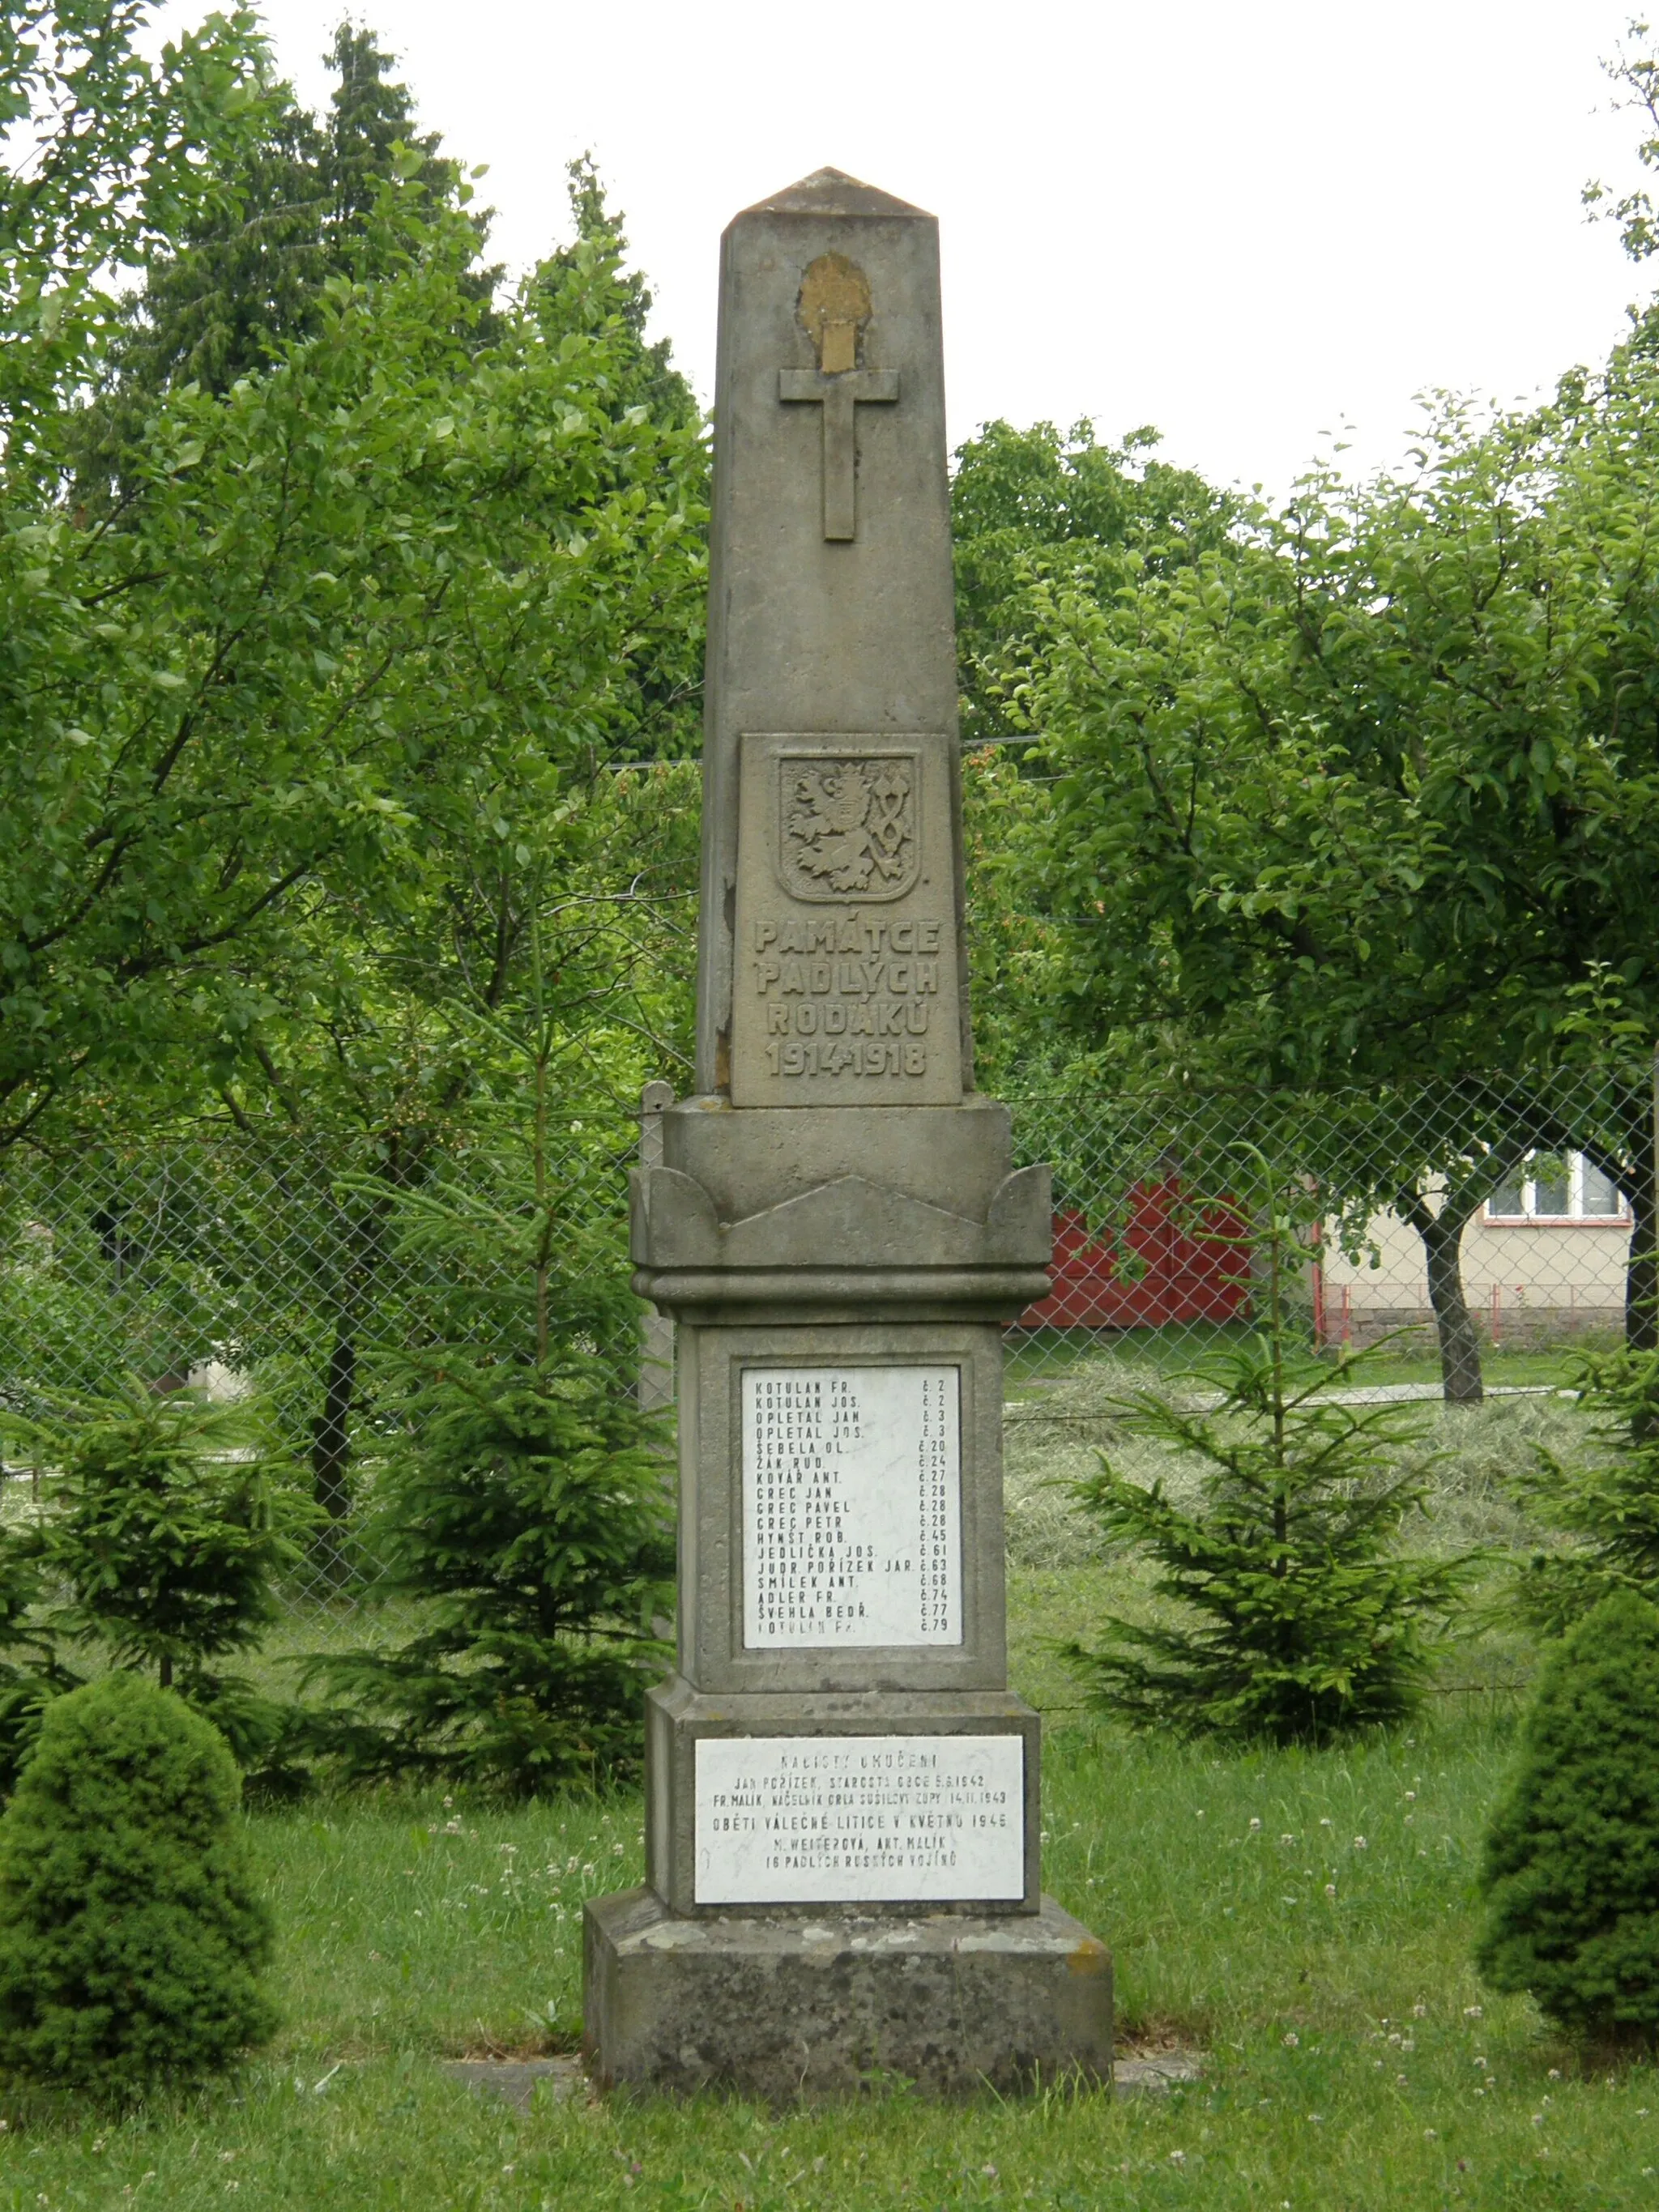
[583,1886,1111,2099]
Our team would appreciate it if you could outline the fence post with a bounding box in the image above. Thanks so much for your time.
[638,1082,676,1413]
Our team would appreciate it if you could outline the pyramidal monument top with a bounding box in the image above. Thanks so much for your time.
[740,166,932,221]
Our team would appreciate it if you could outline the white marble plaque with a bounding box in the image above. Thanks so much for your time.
[694,1733,1025,1903]
[741,1365,961,1647]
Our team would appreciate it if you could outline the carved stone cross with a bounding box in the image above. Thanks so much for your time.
[779,251,898,540]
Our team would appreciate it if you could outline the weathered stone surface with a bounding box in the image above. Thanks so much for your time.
[439,2057,584,2110]
[582,167,1109,2099]
[1114,2049,1205,2095]
[731,733,963,1106]
[695,171,965,1099]
[584,1887,1111,2099]
[661,1097,1017,1221]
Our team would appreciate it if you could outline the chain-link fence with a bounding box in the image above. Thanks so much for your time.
[2,1067,1651,1609]
[0,1116,642,1608]
[1008,1065,1656,1386]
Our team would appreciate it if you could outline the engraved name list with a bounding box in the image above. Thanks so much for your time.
[742,1366,962,1649]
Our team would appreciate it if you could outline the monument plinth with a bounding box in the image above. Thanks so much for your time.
[583,168,1112,2097]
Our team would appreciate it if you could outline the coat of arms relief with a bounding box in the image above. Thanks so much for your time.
[778,752,919,901]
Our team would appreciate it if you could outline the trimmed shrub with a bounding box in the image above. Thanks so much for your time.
[0,1673,275,2099]
[1476,1592,1659,2045]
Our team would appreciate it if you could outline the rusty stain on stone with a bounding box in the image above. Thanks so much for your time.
[798,252,870,374]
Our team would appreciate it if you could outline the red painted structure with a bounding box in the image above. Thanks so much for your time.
[1016,1183,1251,1332]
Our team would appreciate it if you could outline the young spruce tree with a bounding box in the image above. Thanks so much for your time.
[1509,1345,1659,1634]
[1064,1159,1475,1744]
[309,929,675,1793]
[13,1384,313,1767]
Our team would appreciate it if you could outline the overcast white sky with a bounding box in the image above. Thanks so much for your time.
[157,0,1656,497]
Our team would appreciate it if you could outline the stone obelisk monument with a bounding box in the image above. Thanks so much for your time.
[583,168,1112,2096]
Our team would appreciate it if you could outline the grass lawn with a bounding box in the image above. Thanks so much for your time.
[2,1637,1657,2204]
[1,1387,1653,2207]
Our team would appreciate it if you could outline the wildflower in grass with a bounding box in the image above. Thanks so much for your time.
[1282,2031,1299,2047]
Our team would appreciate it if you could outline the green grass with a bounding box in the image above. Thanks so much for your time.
[4,1698,1659,2209]
[3,1396,1657,2207]
[3,1617,1659,2211]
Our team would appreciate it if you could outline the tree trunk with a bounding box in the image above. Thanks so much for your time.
[1423,1214,1484,1403]
[311,1329,357,1524]
[1626,1165,1657,1355]
[1397,1186,1486,1404]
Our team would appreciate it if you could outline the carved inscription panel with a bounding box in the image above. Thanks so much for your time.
[742,1366,962,1649]
[694,1733,1025,1903]
[731,732,963,1106]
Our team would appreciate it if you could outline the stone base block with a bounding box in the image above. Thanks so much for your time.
[583,1886,1111,2099]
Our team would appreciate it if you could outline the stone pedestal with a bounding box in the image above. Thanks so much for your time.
[586,1889,1111,2098]
[582,166,1110,2096]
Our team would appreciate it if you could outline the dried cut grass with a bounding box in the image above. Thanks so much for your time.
[1000,1356,1601,1571]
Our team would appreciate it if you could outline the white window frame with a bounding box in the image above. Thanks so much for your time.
[1484,1151,1630,1225]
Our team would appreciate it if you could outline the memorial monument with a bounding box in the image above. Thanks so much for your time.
[583,168,1113,2097]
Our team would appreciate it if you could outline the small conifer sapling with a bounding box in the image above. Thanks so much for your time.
[1064,1157,1475,1744]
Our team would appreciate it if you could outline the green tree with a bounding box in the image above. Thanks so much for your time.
[19,1383,311,1689]
[2,152,704,1156]
[1512,1345,1659,1631]
[1477,1592,1659,2047]
[951,418,1232,748]
[71,19,500,497]
[994,362,1659,1362]
[0,1543,78,1792]
[1064,1166,1474,1743]
[304,930,676,1793]
[0,0,267,467]
[0,1673,275,2098]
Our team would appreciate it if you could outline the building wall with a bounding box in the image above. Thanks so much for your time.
[1315,1199,1631,1346]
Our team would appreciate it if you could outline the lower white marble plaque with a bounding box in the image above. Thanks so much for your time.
[694,1733,1024,1903]
[741,1365,961,1647]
